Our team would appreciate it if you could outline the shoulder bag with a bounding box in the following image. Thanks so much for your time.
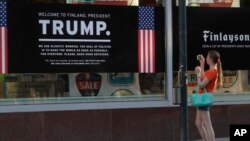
[190,85,214,107]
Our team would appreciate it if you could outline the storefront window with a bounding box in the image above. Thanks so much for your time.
[187,0,239,7]
[184,70,250,103]
[0,0,166,108]
[0,73,165,105]
[175,0,250,104]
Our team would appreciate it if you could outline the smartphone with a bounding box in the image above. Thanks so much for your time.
[197,55,202,60]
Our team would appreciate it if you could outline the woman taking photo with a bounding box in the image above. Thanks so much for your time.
[195,50,223,141]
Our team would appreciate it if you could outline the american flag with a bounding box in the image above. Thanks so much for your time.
[138,7,155,73]
[0,1,7,74]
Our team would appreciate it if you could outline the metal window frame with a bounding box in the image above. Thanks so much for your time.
[0,0,174,113]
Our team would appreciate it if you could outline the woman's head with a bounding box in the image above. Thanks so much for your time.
[206,50,220,65]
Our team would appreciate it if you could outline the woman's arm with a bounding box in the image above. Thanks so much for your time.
[195,66,210,88]
[197,77,210,88]
[199,55,205,77]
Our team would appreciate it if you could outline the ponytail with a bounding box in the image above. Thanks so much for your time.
[217,59,223,88]
[208,50,223,89]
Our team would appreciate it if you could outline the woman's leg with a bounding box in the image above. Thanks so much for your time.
[196,109,208,141]
[200,110,215,141]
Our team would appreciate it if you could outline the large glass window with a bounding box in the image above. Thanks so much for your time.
[0,0,167,108]
[179,0,250,104]
[0,73,165,105]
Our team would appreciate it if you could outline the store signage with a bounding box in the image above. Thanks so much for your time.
[0,2,165,73]
[202,30,250,43]
[108,73,134,85]
[69,73,141,97]
[186,72,198,87]
[186,71,238,88]
[71,0,128,5]
[38,19,110,36]
[200,0,233,7]
[75,73,102,96]
[173,7,250,70]
[111,89,134,96]
[223,70,237,88]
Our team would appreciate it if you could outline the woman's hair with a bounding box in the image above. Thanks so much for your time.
[208,50,223,88]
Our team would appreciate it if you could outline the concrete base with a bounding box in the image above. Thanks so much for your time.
[194,138,229,141]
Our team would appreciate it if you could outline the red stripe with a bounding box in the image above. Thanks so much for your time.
[138,30,155,73]
[139,30,144,73]
[138,30,141,72]
[144,30,147,73]
[149,30,152,73]
[5,28,8,73]
[152,30,155,72]
[147,30,150,73]
[151,30,154,73]
[141,30,145,73]
[0,27,8,74]
[0,28,2,74]
[143,30,146,72]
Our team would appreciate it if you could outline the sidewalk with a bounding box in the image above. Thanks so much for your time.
[194,137,229,141]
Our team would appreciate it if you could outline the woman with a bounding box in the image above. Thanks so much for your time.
[195,50,223,141]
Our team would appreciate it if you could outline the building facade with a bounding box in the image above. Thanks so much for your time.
[0,0,250,140]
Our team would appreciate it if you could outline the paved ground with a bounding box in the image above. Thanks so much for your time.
[194,137,229,141]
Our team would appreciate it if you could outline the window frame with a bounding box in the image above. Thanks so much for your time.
[0,0,173,113]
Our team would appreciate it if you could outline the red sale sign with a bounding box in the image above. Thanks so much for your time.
[200,0,233,7]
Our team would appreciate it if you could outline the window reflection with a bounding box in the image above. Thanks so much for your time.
[0,73,165,103]
[182,70,250,95]
[0,0,166,105]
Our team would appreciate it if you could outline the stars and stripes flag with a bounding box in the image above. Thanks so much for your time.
[0,1,8,74]
[138,7,155,73]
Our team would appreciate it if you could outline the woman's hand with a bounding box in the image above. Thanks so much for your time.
[195,66,201,77]
[199,55,205,65]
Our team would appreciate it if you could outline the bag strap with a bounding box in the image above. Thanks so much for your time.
[196,82,207,93]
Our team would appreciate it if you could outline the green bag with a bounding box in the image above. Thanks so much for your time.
[190,86,214,107]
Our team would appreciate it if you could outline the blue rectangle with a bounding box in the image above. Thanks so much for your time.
[108,73,134,85]
[0,2,7,26]
[138,6,154,30]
